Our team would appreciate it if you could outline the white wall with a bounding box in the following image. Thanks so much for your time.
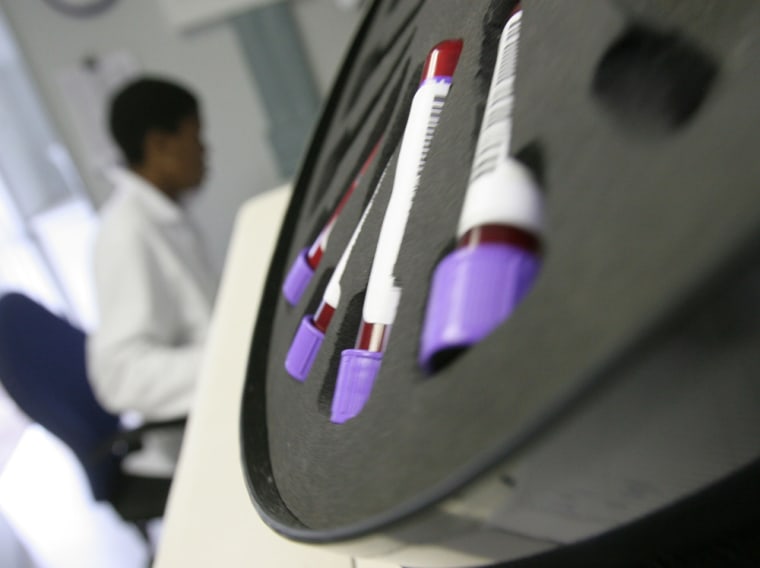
[290,0,362,95]
[0,0,361,270]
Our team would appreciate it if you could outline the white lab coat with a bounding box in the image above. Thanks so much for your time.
[87,169,218,477]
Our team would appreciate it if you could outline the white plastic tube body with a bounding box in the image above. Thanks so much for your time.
[322,166,387,308]
[363,78,452,325]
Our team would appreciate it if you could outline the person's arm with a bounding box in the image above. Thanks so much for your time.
[87,227,205,421]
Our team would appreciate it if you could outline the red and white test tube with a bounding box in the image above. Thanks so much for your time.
[331,39,464,423]
[282,142,380,306]
[419,5,544,371]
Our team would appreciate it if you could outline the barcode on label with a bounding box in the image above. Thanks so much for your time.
[497,14,521,86]
[417,94,447,177]
[469,12,521,183]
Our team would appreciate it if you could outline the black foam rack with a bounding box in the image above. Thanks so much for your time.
[240,1,760,566]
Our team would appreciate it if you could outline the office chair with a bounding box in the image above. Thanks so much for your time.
[0,291,185,558]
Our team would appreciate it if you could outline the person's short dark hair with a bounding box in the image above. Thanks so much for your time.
[109,77,199,167]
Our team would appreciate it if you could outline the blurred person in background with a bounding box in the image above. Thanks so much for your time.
[87,76,218,479]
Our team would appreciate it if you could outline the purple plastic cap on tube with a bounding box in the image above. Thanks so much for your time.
[282,248,314,306]
[284,316,325,381]
[419,243,540,371]
[330,349,383,423]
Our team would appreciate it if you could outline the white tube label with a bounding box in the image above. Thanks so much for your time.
[469,10,521,183]
[322,165,388,307]
[364,78,451,324]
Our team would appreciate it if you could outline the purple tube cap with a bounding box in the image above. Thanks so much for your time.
[282,248,314,306]
[419,243,540,371]
[330,349,383,424]
[284,316,325,381]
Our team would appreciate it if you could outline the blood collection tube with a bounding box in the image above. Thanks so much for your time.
[419,6,544,371]
[284,166,387,381]
[331,39,464,423]
[282,142,380,306]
